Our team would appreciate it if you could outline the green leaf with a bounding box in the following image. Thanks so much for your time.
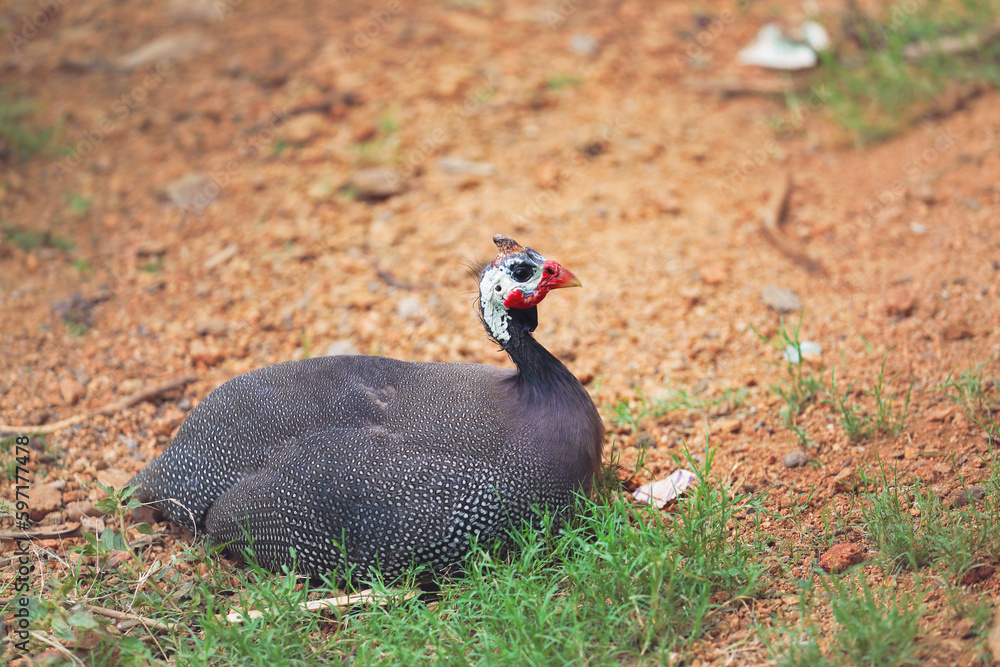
[67,611,100,629]
[51,615,76,643]
[135,523,153,535]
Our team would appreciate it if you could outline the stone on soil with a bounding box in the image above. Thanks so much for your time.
[783,450,808,468]
[761,285,802,313]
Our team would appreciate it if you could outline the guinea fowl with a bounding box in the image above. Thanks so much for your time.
[130,234,604,580]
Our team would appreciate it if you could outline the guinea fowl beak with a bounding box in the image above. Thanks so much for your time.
[539,260,582,290]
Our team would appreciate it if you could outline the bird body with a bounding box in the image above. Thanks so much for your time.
[131,235,603,580]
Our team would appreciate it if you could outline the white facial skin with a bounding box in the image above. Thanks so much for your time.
[479,256,545,344]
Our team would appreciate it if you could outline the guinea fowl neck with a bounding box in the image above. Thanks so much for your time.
[501,306,582,399]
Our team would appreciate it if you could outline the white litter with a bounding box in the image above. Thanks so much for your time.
[633,469,698,509]
[801,21,831,52]
[738,24,818,70]
[782,341,823,363]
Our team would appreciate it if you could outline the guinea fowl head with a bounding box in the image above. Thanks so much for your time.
[478,233,580,348]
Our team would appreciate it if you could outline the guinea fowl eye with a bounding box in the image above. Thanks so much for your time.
[510,265,533,282]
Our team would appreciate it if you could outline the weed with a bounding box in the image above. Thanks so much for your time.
[65,192,92,216]
[72,258,92,275]
[605,385,748,434]
[752,316,824,445]
[829,368,871,441]
[2,224,75,253]
[816,0,1000,142]
[861,459,1000,580]
[765,573,923,666]
[869,357,911,436]
[139,257,164,273]
[0,87,57,162]
[938,360,999,440]
[822,572,923,665]
[547,74,583,90]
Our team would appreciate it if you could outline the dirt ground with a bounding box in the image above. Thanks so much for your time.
[2,0,998,663]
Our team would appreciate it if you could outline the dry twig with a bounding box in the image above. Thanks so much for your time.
[758,172,827,275]
[0,375,197,435]
[83,603,178,633]
[226,588,419,624]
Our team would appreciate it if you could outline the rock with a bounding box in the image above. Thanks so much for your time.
[952,486,986,508]
[28,483,63,521]
[325,339,361,357]
[166,0,221,23]
[700,262,728,286]
[436,156,496,177]
[783,450,808,468]
[833,467,860,493]
[278,112,326,144]
[195,317,228,336]
[163,172,218,212]
[535,161,562,189]
[885,286,915,317]
[59,377,85,406]
[95,469,134,490]
[960,564,994,586]
[819,543,864,573]
[397,296,422,319]
[116,32,212,70]
[189,339,225,366]
[81,515,106,534]
[926,404,955,422]
[712,418,742,434]
[569,33,599,56]
[66,501,104,522]
[761,285,802,313]
[942,318,973,341]
[350,167,405,201]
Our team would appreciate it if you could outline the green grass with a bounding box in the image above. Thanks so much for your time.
[7,451,772,665]
[766,572,923,667]
[755,317,912,444]
[861,459,1000,579]
[753,316,825,445]
[2,223,75,253]
[65,191,92,217]
[546,74,583,90]
[0,87,57,162]
[605,385,748,434]
[816,0,1000,143]
[828,358,912,442]
[937,359,999,440]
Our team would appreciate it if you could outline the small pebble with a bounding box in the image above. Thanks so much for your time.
[952,486,986,508]
[397,296,422,319]
[761,285,802,313]
[783,450,808,468]
[819,543,864,573]
[569,33,599,56]
[350,167,406,201]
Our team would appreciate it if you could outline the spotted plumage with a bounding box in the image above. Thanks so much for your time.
[130,234,603,581]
